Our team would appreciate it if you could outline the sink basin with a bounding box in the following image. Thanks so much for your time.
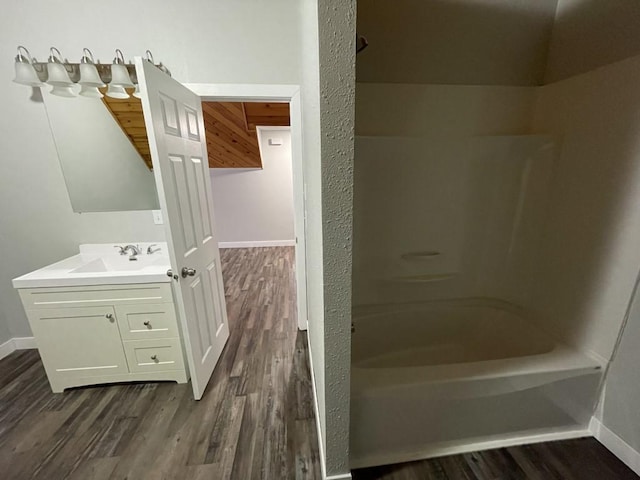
[71,256,166,274]
[12,243,171,289]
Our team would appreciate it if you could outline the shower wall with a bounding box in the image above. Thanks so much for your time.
[530,54,640,362]
[354,84,556,308]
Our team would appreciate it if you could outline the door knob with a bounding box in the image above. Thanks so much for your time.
[181,267,197,278]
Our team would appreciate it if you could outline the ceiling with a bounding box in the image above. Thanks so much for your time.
[202,101,290,168]
[101,88,153,169]
[100,94,290,170]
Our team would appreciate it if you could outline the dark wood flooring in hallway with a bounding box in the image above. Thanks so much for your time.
[0,247,638,479]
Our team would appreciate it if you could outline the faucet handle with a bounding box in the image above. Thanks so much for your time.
[114,245,126,255]
[147,244,161,255]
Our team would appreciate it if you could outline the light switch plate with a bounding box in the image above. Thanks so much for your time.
[152,210,164,225]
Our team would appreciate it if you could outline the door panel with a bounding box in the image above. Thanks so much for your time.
[136,58,230,400]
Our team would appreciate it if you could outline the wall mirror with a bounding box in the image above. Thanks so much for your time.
[42,87,160,213]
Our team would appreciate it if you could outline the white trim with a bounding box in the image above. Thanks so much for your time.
[591,416,640,475]
[186,83,308,332]
[218,240,296,248]
[184,83,299,102]
[13,336,37,349]
[307,334,328,480]
[0,338,15,361]
[326,474,352,480]
[0,336,37,361]
[350,428,591,470]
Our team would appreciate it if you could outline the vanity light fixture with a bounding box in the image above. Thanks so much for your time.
[12,47,170,99]
[46,47,77,97]
[12,46,44,86]
[105,85,130,99]
[78,48,105,98]
[109,49,134,88]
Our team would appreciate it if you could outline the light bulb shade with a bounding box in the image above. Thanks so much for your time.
[105,84,130,99]
[109,63,134,88]
[46,62,73,87]
[79,85,103,98]
[13,61,43,86]
[50,85,77,98]
[132,84,142,99]
[78,63,105,87]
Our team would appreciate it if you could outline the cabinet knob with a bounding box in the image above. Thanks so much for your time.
[143,321,151,327]
[151,355,158,361]
[106,313,114,320]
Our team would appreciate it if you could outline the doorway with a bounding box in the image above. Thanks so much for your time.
[185,84,308,333]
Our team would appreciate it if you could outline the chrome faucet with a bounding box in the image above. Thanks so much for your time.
[123,244,142,260]
[147,244,161,255]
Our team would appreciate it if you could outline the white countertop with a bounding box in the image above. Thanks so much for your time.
[12,243,172,289]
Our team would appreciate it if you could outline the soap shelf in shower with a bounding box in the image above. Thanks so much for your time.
[400,251,441,262]
[387,274,456,283]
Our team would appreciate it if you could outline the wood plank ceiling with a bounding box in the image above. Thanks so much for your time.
[100,88,153,169]
[100,93,290,170]
[201,102,290,168]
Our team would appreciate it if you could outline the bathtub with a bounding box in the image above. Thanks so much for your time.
[350,299,604,469]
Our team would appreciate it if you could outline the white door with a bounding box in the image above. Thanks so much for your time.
[135,58,230,400]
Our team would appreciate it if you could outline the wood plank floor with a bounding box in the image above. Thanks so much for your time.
[1,247,638,479]
[353,437,639,479]
[0,247,321,479]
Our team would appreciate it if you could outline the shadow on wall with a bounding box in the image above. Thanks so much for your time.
[356,0,559,86]
[545,0,640,83]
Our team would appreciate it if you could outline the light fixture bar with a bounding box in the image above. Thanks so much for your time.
[13,47,171,86]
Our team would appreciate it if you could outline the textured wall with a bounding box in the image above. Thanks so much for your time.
[318,0,356,475]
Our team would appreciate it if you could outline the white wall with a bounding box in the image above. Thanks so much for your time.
[545,0,640,83]
[530,55,640,363]
[300,0,328,472]
[357,0,558,86]
[0,0,301,339]
[210,129,294,245]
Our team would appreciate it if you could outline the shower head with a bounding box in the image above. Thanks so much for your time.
[356,33,369,54]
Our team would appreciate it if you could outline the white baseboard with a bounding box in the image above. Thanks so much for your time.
[351,427,591,470]
[326,474,352,480]
[307,336,328,480]
[218,240,295,248]
[591,416,640,475]
[0,339,15,361]
[0,336,37,361]
[13,337,37,349]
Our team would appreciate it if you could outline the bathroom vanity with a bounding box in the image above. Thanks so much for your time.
[12,243,188,393]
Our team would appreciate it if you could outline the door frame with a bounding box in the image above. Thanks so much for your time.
[184,83,308,331]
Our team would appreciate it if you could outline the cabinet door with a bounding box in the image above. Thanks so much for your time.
[28,306,128,379]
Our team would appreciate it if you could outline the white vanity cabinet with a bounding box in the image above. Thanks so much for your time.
[18,282,188,393]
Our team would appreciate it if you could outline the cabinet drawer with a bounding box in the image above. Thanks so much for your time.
[115,303,178,340]
[123,338,184,373]
[19,283,173,310]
